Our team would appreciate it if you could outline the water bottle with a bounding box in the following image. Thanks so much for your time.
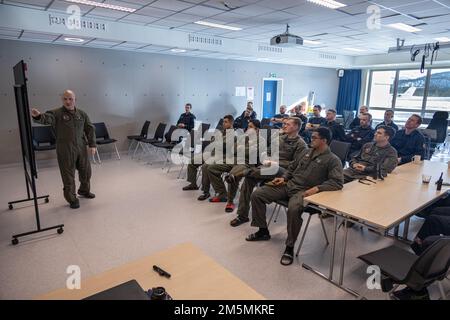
[437,172,443,191]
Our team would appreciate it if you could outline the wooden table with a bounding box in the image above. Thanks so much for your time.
[392,161,450,185]
[307,175,448,231]
[302,160,450,297]
[37,243,264,300]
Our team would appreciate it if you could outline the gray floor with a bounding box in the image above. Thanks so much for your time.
[0,153,448,300]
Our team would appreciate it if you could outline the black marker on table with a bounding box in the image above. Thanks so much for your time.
[153,265,171,278]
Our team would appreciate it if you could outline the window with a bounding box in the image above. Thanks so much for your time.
[368,71,396,109]
[395,69,425,111]
[366,67,450,126]
[426,68,450,112]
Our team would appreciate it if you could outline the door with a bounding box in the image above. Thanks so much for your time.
[263,80,278,119]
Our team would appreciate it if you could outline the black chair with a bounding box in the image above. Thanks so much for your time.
[358,237,450,300]
[127,120,150,155]
[152,125,179,170]
[215,118,224,130]
[201,123,211,135]
[135,123,167,159]
[267,200,329,258]
[427,111,449,155]
[94,122,120,163]
[32,126,56,151]
[330,140,351,167]
[419,129,434,160]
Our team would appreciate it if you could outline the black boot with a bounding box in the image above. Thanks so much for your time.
[78,191,96,199]
[183,184,199,191]
[70,199,80,209]
[246,228,271,241]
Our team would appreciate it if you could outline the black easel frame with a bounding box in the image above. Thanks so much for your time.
[9,61,64,245]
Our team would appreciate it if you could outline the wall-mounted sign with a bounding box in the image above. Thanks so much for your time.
[246,87,254,101]
[235,87,246,97]
[269,73,277,78]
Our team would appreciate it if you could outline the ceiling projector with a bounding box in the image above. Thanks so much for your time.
[270,24,303,47]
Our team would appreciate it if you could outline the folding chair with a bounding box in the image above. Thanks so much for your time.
[151,125,178,170]
[93,122,120,163]
[135,123,166,159]
[127,120,150,155]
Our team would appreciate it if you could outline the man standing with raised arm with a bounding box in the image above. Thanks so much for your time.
[31,90,96,209]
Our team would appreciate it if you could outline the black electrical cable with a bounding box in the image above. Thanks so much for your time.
[431,42,440,65]
[421,54,426,73]
[410,45,420,62]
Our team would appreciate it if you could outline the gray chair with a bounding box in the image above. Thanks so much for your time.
[358,237,450,299]
[330,139,351,167]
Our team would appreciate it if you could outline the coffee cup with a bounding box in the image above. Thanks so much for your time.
[422,174,431,184]
[412,155,422,164]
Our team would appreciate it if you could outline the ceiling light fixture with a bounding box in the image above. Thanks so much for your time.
[306,0,347,9]
[65,0,136,13]
[303,39,322,45]
[171,48,187,53]
[64,37,85,43]
[388,23,421,33]
[435,37,450,42]
[343,47,366,52]
[194,21,242,31]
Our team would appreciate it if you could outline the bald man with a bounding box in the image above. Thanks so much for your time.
[31,90,96,209]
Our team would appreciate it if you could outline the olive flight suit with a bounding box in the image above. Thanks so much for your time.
[33,107,96,204]
[235,134,307,220]
[250,147,344,247]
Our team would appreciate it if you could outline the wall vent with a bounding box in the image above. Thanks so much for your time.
[319,53,337,60]
[258,45,282,53]
[188,34,222,46]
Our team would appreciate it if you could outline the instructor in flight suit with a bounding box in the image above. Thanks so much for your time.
[31,90,96,209]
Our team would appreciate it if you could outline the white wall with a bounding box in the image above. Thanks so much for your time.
[0,39,340,165]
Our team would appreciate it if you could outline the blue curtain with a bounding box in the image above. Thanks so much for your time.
[336,69,362,115]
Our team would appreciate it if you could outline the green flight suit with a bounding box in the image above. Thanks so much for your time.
[33,107,96,204]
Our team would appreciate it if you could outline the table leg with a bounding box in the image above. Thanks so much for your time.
[329,215,338,280]
[394,225,399,238]
[402,218,410,241]
[339,219,350,286]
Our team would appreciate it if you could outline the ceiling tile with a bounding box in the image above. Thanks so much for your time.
[181,5,226,17]
[150,0,195,12]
